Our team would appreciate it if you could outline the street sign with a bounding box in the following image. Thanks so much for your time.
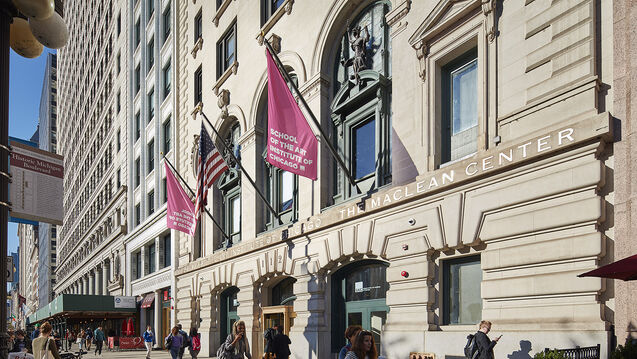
[7,256,14,282]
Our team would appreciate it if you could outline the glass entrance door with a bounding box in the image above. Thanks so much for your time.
[221,287,239,341]
[345,299,388,353]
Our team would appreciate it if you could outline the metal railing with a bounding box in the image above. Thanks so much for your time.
[544,344,600,359]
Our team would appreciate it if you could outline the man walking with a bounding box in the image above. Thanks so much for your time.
[271,326,291,359]
[475,320,501,359]
[143,325,154,359]
[176,324,188,359]
[93,326,105,356]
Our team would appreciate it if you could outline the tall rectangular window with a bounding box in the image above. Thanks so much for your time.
[134,251,142,278]
[147,190,155,215]
[147,139,154,173]
[135,157,141,187]
[163,61,171,100]
[194,66,202,106]
[194,10,202,43]
[352,118,376,180]
[147,0,154,19]
[441,48,478,164]
[117,53,121,74]
[117,129,121,151]
[163,233,171,267]
[135,112,141,140]
[443,255,482,325]
[135,19,141,47]
[216,22,236,78]
[162,177,167,204]
[117,169,121,188]
[117,91,121,112]
[147,38,154,70]
[117,13,121,36]
[163,117,171,153]
[135,65,141,94]
[163,4,171,43]
[261,0,284,26]
[135,203,141,226]
[230,195,241,235]
[148,88,155,120]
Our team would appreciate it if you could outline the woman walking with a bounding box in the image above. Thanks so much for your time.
[188,327,200,359]
[33,322,62,359]
[166,327,183,359]
[76,329,85,357]
[344,330,377,359]
[217,320,251,359]
[143,325,154,359]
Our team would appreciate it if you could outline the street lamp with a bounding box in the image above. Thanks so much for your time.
[0,1,68,359]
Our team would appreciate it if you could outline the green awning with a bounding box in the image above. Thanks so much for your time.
[27,294,137,324]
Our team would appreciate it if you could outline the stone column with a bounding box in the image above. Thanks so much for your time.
[198,291,214,357]
[154,289,161,348]
[96,266,103,295]
[88,270,95,295]
[289,274,328,359]
[236,278,258,359]
[102,261,109,295]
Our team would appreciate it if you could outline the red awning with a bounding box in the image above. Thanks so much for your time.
[578,254,637,281]
[140,293,155,309]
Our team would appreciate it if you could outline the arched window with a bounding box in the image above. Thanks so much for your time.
[271,277,297,306]
[330,1,392,204]
[216,121,241,248]
[258,70,300,231]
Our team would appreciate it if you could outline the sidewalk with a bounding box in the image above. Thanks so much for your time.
[59,349,171,359]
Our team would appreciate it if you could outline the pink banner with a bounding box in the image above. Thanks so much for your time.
[119,337,145,350]
[266,49,318,180]
[165,162,197,235]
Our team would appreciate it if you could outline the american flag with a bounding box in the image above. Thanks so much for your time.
[194,123,229,220]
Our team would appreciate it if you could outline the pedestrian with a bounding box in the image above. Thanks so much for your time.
[65,329,73,352]
[53,330,62,351]
[344,330,377,359]
[32,321,62,359]
[271,326,291,359]
[143,325,154,359]
[475,320,501,359]
[93,326,106,356]
[338,325,362,359]
[188,327,200,359]
[85,328,93,351]
[77,329,85,357]
[217,320,251,359]
[31,324,40,341]
[165,327,183,359]
[10,329,33,353]
[263,326,276,359]
[177,324,188,359]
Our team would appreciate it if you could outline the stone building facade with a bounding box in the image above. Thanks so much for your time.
[171,0,619,358]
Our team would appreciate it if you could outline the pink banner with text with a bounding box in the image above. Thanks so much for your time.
[266,49,318,180]
[165,162,197,235]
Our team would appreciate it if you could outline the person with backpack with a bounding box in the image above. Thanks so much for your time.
[177,324,189,359]
[84,328,92,352]
[263,326,276,359]
[338,325,362,359]
[166,327,183,359]
[188,327,201,359]
[271,326,291,359]
[143,325,154,359]
[473,320,501,359]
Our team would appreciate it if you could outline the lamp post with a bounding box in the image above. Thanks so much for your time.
[0,1,66,359]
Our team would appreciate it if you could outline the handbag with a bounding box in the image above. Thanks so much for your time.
[41,338,50,359]
[216,336,231,359]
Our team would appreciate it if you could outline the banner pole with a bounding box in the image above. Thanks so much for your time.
[198,110,283,225]
[263,37,361,194]
[162,155,230,241]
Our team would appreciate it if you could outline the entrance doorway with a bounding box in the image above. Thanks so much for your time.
[220,287,239,341]
[332,261,389,354]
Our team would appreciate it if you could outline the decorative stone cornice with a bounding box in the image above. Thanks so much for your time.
[414,40,429,82]
[299,73,330,101]
[385,0,411,27]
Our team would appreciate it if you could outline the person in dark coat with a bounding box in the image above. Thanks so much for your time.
[475,320,501,359]
[271,326,291,359]
[263,327,276,359]
[10,330,32,353]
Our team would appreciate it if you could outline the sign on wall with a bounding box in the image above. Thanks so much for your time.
[114,296,136,308]
[8,140,64,225]
[6,257,13,282]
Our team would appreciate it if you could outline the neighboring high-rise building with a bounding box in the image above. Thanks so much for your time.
[17,223,38,318]
[37,52,58,308]
[10,251,18,290]
[123,0,177,342]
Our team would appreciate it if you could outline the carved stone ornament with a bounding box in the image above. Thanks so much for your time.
[482,0,498,43]
[414,40,429,82]
[191,37,204,59]
[341,25,370,86]
[217,89,230,117]
[268,33,281,54]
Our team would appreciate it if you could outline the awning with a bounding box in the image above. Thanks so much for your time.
[578,254,637,281]
[140,293,155,308]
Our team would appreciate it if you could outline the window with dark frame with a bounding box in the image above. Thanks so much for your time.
[147,189,155,216]
[117,90,121,112]
[117,12,121,36]
[163,117,171,153]
[134,251,142,278]
[147,139,154,174]
[194,9,202,43]
[117,53,121,74]
[163,4,171,43]
[163,233,171,267]
[147,38,154,70]
[216,21,236,78]
[261,0,285,26]
[441,48,478,164]
[117,169,121,188]
[135,112,141,140]
[216,0,224,10]
[147,242,156,273]
[135,157,140,187]
[163,61,171,100]
[117,129,121,151]
[442,255,482,325]
[135,18,140,47]
[135,65,141,94]
[194,65,202,106]
[147,0,154,19]
[135,203,141,227]
[148,88,155,120]
[162,177,167,204]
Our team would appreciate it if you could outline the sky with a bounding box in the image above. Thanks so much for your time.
[7,48,57,267]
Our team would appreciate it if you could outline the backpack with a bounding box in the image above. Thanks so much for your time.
[464,333,479,359]
[164,335,172,349]
[191,335,200,351]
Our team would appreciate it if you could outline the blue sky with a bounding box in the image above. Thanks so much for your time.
[7,48,56,263]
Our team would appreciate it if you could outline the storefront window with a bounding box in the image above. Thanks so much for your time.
[443,255,482,325]
[345,264,389,301]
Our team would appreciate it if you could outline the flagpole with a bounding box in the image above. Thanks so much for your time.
[162,154,230,241]
[262,37,361,193]
[198,109,283,225]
